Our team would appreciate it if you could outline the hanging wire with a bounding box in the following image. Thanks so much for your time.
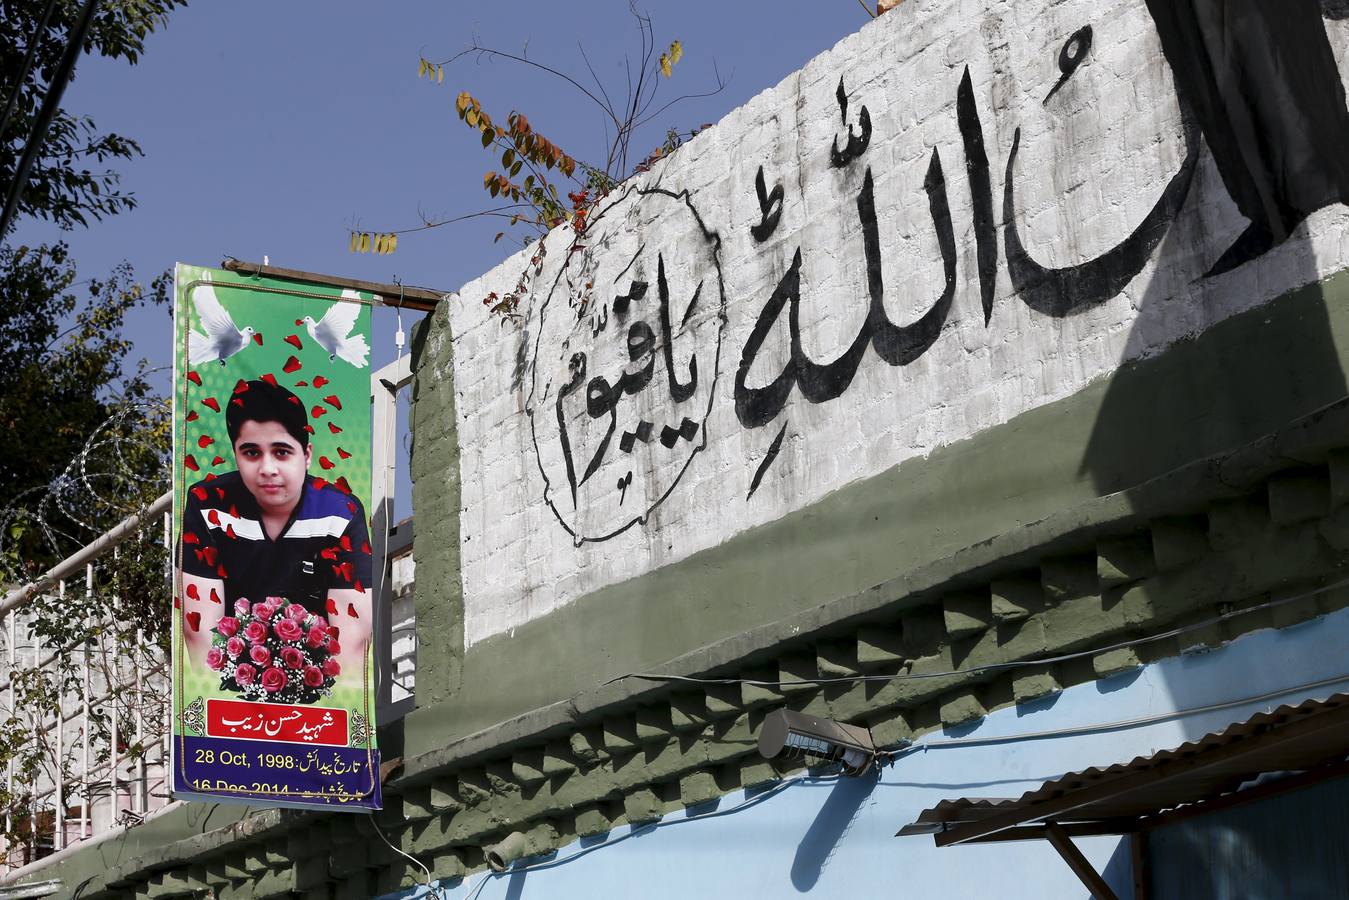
[603,574,1349,690]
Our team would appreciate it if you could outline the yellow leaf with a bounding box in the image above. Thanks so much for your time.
[419,58,427,78]
[670,40,683,64]
[484,171,495,188]
[437,64,444,84]
[349,232,357,253]
[659,53,672,78]
[390,234,398,253]
[465,108,479,127]
[359,233,370,253]
[456,92,471,113]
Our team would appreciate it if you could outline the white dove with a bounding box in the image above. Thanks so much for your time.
[187,279,261,366]
[299,291,369,367]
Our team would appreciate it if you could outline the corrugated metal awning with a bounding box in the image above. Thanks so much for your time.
[897,693,1349,900]
[899,692,1349,846]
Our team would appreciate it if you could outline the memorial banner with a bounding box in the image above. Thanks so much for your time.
[170,263,380,810]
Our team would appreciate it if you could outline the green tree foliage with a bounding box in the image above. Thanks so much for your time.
[0,0,183,575]
[0,0,187,230]
[0,242,169,578]
[0,2,184,854]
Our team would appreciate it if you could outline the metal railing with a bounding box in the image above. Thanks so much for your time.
[0,496,173,873]
[1,356,418,877]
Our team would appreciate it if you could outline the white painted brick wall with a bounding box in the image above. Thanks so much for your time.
[440,0,1349,647]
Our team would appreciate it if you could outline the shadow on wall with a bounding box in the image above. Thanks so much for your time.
[1081,1,1349,499]
[1078,8,1349,895]
[789,770,880,892]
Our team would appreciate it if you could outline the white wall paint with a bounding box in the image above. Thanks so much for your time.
[435,0,1349,646]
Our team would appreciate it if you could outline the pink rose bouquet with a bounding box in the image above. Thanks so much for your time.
[207,596,340,703]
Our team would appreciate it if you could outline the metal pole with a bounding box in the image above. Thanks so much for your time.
[0,492,170,619]
[81,564,91,841]
[4,608,13,862]
[0,0,104,240]
[30,617,40,861]
[53,583,64,852]
[106,559,117,826]
[162,513,171,807]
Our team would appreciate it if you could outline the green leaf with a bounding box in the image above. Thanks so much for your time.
[510,160,523,177]
[502,149,515,168]
[482,129,493,148]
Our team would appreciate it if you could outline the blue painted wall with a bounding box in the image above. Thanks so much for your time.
[383,610,1349,900]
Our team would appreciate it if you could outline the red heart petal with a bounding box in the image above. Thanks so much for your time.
[185,583,200,600]
[186,371,201,386]
[312,375,330,389]
[191,487,207,501]
[310,405,326,418]
[284,334,303,350]
[312,477,328,489]
[225,524,237,539]
[197,435,214,448]
[323,395,343,411]
[325,598,338,615]
[202,397,220,413]
[340,535,352,552]
[328,422,342,434]
[206,509,221,525]
[209,587,221,604]
[283,356,302,373]
[295,380,309,387]
[260,372,278,386]
[186,410,200,422]
[304,425,315,434]
[185,611,201,632]
[183,532,201,545]
[233,380,249,394]
[319,456,335,470]
[211,456,224,466]
[184,455,199,471]
[337,447,352,460]
[335,477,352,494]
[347,603,358,619]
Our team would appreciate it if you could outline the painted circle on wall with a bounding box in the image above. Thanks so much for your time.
[525,185,726,544]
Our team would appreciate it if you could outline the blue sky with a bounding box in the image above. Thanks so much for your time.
[12,1,868,515]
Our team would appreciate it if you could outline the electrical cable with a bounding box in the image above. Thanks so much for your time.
[366,812,447,900]
[441,667,1349,896]
[897,669,1349,754]
[0,0,102,240]
[604,574,1349,690]
[0,0,60,147]
[460,770,835,899]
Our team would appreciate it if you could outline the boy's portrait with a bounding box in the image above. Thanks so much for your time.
[177,379,372,683]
